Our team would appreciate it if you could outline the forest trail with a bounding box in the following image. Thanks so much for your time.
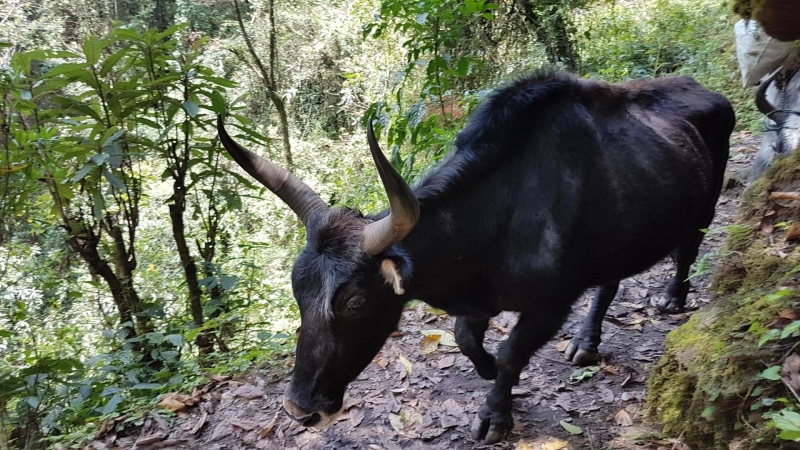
[104,132,758,450]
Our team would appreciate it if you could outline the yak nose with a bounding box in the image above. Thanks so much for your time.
[283,397,323,428]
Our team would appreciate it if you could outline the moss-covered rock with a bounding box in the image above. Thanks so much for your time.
[647,148,800,449]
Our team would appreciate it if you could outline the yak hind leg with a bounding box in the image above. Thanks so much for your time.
[658,230,704,313]
[455,315,497,380]
[471,301,573,444]
[564,281,620,365]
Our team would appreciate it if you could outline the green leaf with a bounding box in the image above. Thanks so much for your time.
[569,366,600,383]
[72,163,95,182]
[182,100,199,118]
[144,332,164,344]
[100,47,130,76]
[559,420,582,435]
[701,405,715,418]
[11,52,32,75]
[132,383,162,390]
[82,36,105,65]
[92,189,105,222]
[69,103,104,122]
[0,329,11,338]
[103,171,127,192]
[774,410,800,434]
[102,393,122,415]
[781,321,800,339]
[43,63,90,78]
[160,351,179,360]
[220,275,238,291]
[101,127,125,147]
[758,365,782,381]
[166,334,183,347]
[208,90,227,114]
[156,23,188,41]
[26,49,80,59]
[26,396,40,409]
[91,153,109,165]
[198,75,237,88]
[778,429,800,441]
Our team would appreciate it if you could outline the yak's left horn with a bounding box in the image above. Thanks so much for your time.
[362,121,420,255]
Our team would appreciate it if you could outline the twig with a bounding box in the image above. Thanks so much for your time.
[769,192,800,201]
[782,340,800,361]
[781,376,800,404]
[533,352,573,366]
[671,431,685,450]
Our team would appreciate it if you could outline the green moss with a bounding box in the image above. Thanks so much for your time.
[648,147,800,448]
[725,224,754,252]
[647,286,798,448]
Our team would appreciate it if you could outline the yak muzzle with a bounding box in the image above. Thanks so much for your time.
[282,397,343,430]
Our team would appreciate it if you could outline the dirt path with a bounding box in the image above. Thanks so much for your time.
[113,133,758,450]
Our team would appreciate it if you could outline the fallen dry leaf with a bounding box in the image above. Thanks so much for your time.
[420,329,457,347]
[555,340,571,352]
[787,222,800,241]
[158,392,197,412]
[437,355,456,369]
[259,411,279,439]
[374,355,389,369]
[421,334,440,354]
[232,384,264,400]
[349,407,366,428]
[516,440,532,450]
[780,309,799,321]
[388,408,423,438]
[597,386,614,404]
[206,374,232,382]
[614,409,634,426]
[398,355,413,376]
[190,411,208,435]
[544,440,569,450]
[231,420,258,431]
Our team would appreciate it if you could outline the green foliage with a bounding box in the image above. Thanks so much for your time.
[363,0,501,178]
[575,0,759,131]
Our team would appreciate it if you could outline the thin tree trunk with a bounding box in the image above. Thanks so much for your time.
[168,180,214,360]
[232,0,293,169]
[149,0,175,32]
[517,0,580,72]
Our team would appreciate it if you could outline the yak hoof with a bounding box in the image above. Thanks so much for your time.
[656,296,685,314]
[470,408,512,444]
[564,341,600,366]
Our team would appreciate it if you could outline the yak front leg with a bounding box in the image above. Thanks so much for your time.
[455,315,497,380]
[471,303,572,444]
[564,281,619,365]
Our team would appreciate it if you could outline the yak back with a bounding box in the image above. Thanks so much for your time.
[404,69,733,311]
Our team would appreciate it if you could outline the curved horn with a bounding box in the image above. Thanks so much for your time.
[217,116,327,224]
[756,70,779,116]
[362,121,420,255]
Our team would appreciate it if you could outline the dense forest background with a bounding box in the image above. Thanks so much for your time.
[0,0,772,447]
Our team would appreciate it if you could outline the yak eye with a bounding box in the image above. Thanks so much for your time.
[346,296,365,311]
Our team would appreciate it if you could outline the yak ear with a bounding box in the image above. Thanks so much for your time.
[380,259,405,296]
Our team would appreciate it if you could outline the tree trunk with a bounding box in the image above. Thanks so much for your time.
[168,180,215,360]
[64,228,142,350]
[232,0,294,170]
[149,0,175,32]
[516,0,580,72]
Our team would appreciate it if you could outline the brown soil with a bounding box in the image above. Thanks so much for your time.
[110,132,759,450]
